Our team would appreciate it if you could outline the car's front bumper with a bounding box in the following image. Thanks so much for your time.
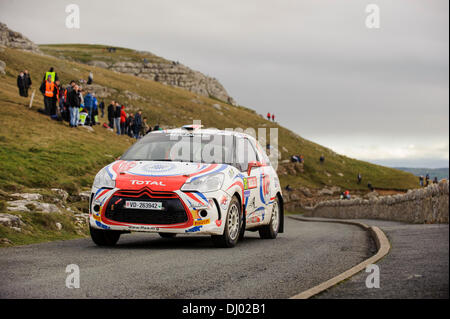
[89,187,230,235]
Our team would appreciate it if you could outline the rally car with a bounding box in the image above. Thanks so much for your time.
[89,125,284,248]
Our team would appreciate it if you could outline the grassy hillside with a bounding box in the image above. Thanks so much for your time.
[40,43,168,65]
[0,45,419,194]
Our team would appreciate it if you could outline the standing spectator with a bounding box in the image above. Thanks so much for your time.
[84,91,94,125]
[433,177,438,184]
[266,112,271,121]
[357,172,362,184]
[67,84,81,127]
[425,174,430,187]
[133,110,143,139]
[114,102,122,135]
[141,117,150,136]
[319,155,325,164]
[62,81,76,122]
[419,175,424,187]
[17,71,27,97]
[271,114,275,122]
[107,100,115,129]
[120,106,127,135]
[99,100,105,118]
[87,71,93,85]
[40,75,56,115]
[367,182,374,192]
[42,67,58,83]
[92,93,99,124]
[23,70,32,97]
[50,80,61,118]
[126,113,135,137]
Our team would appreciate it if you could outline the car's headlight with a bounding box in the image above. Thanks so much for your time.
[181,173,224,193]
[93,168,115,189]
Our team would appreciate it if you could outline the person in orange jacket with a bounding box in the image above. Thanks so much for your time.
[40,75,57,115]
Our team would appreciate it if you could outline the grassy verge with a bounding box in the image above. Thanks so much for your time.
[0,211,88,247]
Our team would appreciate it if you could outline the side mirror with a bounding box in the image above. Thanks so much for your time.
[247,161,262,175]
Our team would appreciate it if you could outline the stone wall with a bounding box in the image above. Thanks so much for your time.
[302,180,449,224]
[0,22,40,53]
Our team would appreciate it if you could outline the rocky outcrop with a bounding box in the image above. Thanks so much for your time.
[0,22,40,52]
[302,180,449,224]
[7,200,61,213]
[89,60,236,105]
[0,60,5,75]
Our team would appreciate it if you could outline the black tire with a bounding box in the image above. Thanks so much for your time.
[238,213,246,241]
[211,196,242,248]
[159,233,177,238]
[90,225,121,246]
[258,197,280,239]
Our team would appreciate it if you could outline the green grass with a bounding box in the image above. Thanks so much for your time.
[0,211,88,247]
[0,45,420,194]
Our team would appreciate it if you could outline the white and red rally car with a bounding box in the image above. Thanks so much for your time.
[89,125,284,248]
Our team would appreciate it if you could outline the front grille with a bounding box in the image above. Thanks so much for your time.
[104,190,188,225]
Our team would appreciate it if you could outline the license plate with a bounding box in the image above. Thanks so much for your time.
[124,201,163,210]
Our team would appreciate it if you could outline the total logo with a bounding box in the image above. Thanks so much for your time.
[130,180,166,186]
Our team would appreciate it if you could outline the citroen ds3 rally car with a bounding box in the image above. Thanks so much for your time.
[89,125,284,248]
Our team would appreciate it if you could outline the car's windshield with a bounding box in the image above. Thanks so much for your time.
[120,132,234,164]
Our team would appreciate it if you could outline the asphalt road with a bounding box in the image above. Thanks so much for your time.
[316,220,449,299]
[0,218,373,298]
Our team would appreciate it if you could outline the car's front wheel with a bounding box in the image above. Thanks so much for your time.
[258,197,280,239]
[90,225,121,246]
[211,196,241,248]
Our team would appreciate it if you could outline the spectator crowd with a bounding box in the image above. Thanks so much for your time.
[17,66,161,140]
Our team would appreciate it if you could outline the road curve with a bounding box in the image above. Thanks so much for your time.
[0,218,374,298]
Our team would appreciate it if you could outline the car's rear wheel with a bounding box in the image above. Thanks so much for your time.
[90,225,121,246]
[159,233,177,238]
[211,196,241,248]
[258,197,280,239]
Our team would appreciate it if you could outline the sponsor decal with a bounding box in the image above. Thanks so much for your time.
[215,220,222,227]
[220,195,228,206]
[243,178,248,190]
[194,219,210,226]
[118,161,137,172]
[185,226,203,233]
[142,163,176,173]
[247,176,257,189]
[128,225,160,231]
[95,221,110,229]
[130,180,166,186]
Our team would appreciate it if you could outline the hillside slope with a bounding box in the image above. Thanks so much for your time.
[0,46,419,194]
[40,44,236,105]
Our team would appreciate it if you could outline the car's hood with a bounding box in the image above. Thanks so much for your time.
[106,160,228,192]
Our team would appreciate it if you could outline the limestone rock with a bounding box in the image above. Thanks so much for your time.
[0,22,40,52]
[0,60,5,75]
[51,188,69,202]
[11,193,43,201]
[0,213,23,228]
[7,200,60,213]
[78,191,91,201]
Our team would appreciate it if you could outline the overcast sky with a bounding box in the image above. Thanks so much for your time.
[1,0,448,168]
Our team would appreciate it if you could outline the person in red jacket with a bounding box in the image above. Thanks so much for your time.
[267,112,271,121]
[120,105,127,135]
[271,113,275,122]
